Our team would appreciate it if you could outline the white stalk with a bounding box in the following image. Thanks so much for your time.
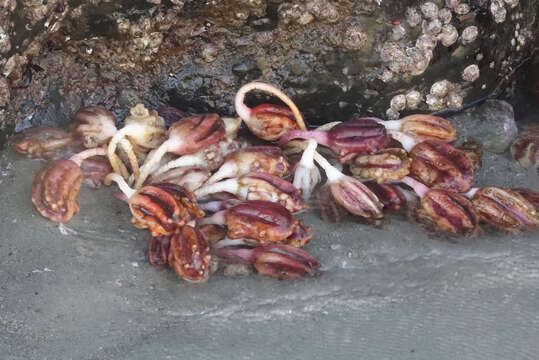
[197,210,226,226]
[388,130,417,152]
[375,119,402,131]
[206,161,238,184]
[107,123,146,177]
[194,178,239,199]
[464,187,479,198]
[69,147,107,167]
[104,173,136,199]
[135,139,173,189]
[213,238,255,248]
[152,152,205,178]
[313,151,344,183]
[293,139,321,200]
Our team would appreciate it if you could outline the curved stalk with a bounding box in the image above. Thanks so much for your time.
[196,210,226,226]
[69,147,107,167]
[235,82,307,130]
[151,152,204,179]
[109,152,130,179]
[213,238,254,249]
[206,161,238,184]
[119,138,140,180]
[293,139,321,200]
[135,139,173,189]
[108,125,145,178]
[104,173,137,199]
[278,130,330,147]
[194,178,239,199]
[387,130,417,152]
[313,151,344,183]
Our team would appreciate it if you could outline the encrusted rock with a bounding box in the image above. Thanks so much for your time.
[343,23,368,50]
[380,42,407,73]
[391,24,407,41]
[0,27,10,54]
[461,26,478,45]
[426,94,445,111]
[306,0,339,22]
[1,0,17,12]
[490,0,507,23]
[455,3,470,15]
[386,107,400,120]
[430,80,451,98]
[390,94,407,112]
[446,92,463,110]
[420,2,439,20]
[406,47,433,76]
[0,77,10,107]
[406,7,422,27]
[201,44,219,63]
[278,3,313,26]
[445,0,460,9]
[462,64,480,82]
[504,0,519,6]
[405,90,422,109]
[438,8,452,24]
[423,19,442,36]
[416,34,437,52]
[439,24,458,47]
[380,69,393,83]
[0,0,537,131]
[450,100,518,153]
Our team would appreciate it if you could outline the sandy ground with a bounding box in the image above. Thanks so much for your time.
[1,145,538,360]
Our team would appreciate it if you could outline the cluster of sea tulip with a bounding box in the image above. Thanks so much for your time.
[11,82,539,282]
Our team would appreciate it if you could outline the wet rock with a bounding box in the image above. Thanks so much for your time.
[390,24,407,41]
[439,24,458,47]
[446,91,463,110]
[430,80,452,98]
[405,90,422,110]
[461,26,478,45]
[490,0,507,23]
[342,22,368,50]
[423,19,443,36]
[0,0,536,136]
[420,2,439,20]
[450,100,518,153]
[426,94,445,111]
[438,8,452,24]
[306,0,339,22]
[390,94,406,112]
[406,6,422,27]
[0,26,10,54]
[454,3,470,15]
[0,77,9,107]
[386,107,400,120]
[462,64,480,82]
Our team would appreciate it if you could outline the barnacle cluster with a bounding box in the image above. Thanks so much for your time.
[11,82,538,283]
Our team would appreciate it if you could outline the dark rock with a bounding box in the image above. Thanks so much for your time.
[450,100,518,153]
[0,0,537,143]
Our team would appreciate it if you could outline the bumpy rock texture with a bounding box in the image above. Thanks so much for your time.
[0,0,538,147]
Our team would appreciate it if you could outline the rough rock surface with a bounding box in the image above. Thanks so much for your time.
[451,99,519,153]
[0,0,538,148]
